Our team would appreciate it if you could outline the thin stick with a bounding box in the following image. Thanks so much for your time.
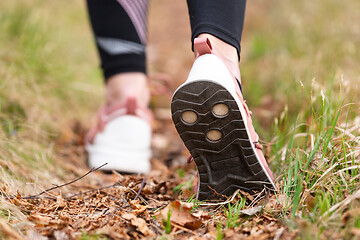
[134,177,146,200]
[19,163,108,200]
[65,182,120,199]
[199,189,240,206]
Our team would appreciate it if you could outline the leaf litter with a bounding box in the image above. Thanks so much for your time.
[3,116,295,239]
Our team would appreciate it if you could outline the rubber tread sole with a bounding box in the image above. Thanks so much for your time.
[171,80,273,200]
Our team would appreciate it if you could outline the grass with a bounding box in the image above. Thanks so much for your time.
[225,197,247,229]
[0,0,101,233]
[216,222,224,240]
[0,0,359,239]
[268,79,360,237]
[163,209,172,234]
[0,1,99,188]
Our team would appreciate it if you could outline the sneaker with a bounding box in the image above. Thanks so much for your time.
[171,38,276,200]
[86,97,152,174]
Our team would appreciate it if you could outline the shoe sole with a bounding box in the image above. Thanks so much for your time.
[171,80,274,200]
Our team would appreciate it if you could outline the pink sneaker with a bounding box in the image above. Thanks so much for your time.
[86,97,152,174]
[171,38,276,200]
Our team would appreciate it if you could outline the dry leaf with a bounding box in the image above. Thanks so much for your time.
[28,213,52,226]
[129,200,148,216]
[351,228,360,236]
[121,212,155,236]
[265,193,290,210]
[239,190,255,201]
[240,206,263,216]
[158,201,203,230]
[53,230,69,240]
[192,210,211,220]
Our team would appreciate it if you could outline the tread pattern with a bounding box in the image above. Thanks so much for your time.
[171,80,273,200]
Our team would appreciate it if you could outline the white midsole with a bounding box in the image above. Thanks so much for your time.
[87,147,151,173]
[173,54,276,189]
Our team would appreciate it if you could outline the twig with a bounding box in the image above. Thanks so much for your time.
[172,222,194,234]
[134,177,146,200]
[65,182,120,199]
[199,189,240,206]
[249,188,266,208]
[208,186,228,199]
[18,163,108,200]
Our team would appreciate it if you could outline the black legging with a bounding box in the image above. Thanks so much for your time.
[86,0,246,81]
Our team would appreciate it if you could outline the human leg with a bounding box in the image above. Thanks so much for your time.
[86,0,151,173]
[87,0,149,109]
[171,0,276,199]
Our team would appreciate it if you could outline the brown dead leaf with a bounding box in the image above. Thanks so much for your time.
[239,190,255,202]
[302,190,317,211]
[224,229,247,239]
[130,199,148,216]
[265,193,290,211]
[260,212,277,222]
[149,158,171,178]
[192,210,211,220]
[56,195,66,208]
[351,228,360,236]
[158,201,204,230]
[12,196,34,209]
[341,208,360,225]
[26,229,48,240]
[121,212,155,237]
[28,213,52,226]
[53,230,69,240]
[103,226,130,240]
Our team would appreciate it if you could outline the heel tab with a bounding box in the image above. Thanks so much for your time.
[194,37,213,57]
[125,96,137,115]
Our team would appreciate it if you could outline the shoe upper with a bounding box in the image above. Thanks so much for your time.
[86,97,152,144]
[86,97,152,174]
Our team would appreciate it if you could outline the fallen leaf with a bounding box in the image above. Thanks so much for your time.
[302,190,317,211]
[53,230,69,240]
[265,193,290,210]
[192,210,211,220]
[239,190,255,201]
[129,200,148,216]
[351,228,360,236]
[341,208,360,225]
[28,213,51,226]
[26,230,48,240]
[121,212,155,237]
[240,206,263,216]
[158,201,203,230]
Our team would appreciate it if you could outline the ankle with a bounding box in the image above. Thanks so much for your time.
[196,34,241,81]
[106,72,150,109]
[197,34,238,62]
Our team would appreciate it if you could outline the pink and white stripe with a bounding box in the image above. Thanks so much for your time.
[117,0,148,44]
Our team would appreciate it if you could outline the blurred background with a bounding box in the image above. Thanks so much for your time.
[1,0,359,134]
